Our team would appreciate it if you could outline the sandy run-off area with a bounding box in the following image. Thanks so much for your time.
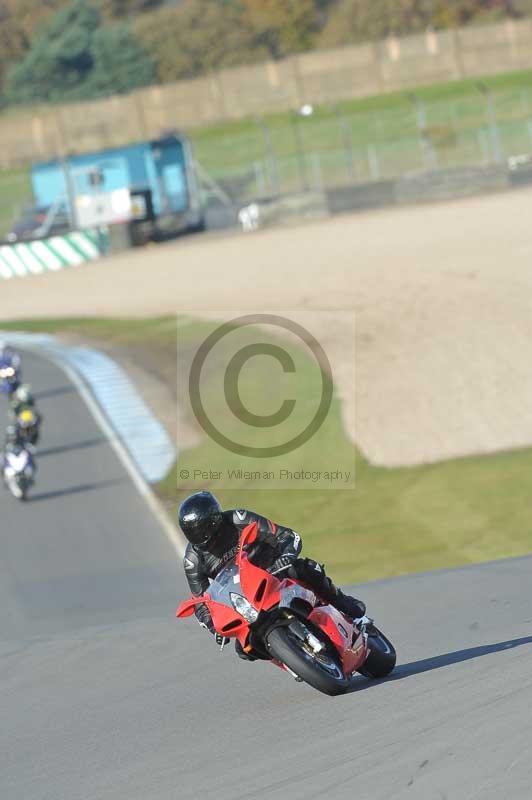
[4,187,532,466]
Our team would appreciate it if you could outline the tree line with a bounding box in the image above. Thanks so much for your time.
[1,0,531,106]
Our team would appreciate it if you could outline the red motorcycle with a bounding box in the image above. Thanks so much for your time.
[176,523,396,695]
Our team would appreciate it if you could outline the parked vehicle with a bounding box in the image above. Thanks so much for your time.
[3,203,70,243]
[177,523,396,696]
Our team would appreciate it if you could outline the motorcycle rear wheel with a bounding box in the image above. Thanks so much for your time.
[266,624,349,696]
[358,626,396,679]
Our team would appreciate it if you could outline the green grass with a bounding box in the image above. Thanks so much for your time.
[191,66,532,199]
[2,315,532,585]
[0,315,179,346]
[4,65,532,224]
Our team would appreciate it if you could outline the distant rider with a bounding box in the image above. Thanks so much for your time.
[0,341,21,395]
[3,439,35,469]
[5,424,25,449]
[0,341,21,371]
[14,405,41,447]
[2,439,36,496]
[2,426,36,477]
[10,384,35,415]
[179,491,366,660]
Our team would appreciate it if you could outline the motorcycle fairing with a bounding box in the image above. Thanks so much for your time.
[277,581,317,613]
[176,596,207,618]
[236,522,283,612]
[309,605,367,676]
[5,451,30,471]
[176,595,248,643]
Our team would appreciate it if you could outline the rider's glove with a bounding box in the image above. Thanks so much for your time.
[198,620,213,633]
[244,531,278,567]
[199,620,229,646]
[269,554,296,575]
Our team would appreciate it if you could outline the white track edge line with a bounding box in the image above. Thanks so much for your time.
[23,343,186,560]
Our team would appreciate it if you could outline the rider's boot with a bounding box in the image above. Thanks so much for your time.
[296,558,366,620]
[331,588,366,621]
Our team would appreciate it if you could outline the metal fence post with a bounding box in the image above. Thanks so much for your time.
[477,128,490,165]
[255,116,280,196]
[310,153,323,191]
[526,121,532,148]
[368,144,380,180]
[253,161,267,196]
[291,112,308,191]
[408,92,437,170]
[520,89,530,117]
[291,105,314,192]
[333,105,356,181]
[477,83,503,163]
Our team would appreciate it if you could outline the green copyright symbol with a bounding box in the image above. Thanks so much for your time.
[188,314,333,458]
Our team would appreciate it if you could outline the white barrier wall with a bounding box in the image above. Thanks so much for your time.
[0,229,108,279]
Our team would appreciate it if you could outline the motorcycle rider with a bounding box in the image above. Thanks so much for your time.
[2,435,36,488]
[0,342,21,395]
[179,491,366,660]
[5,421,38,455]
[13,404,41,447]
[10,383,35,415]
[0,341,21,370]
[5,424,25,448]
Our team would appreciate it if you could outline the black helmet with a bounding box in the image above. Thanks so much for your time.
[178,491,222,547]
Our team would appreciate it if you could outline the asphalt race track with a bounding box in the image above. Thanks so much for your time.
[2,352,532,799]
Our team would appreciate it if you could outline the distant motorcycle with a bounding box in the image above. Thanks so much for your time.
[14,406,41,447]
[2,444,35,501]
[177,522,396,696]
[10,383,35,415]
[0,344,21,396]
[0,363,20,396]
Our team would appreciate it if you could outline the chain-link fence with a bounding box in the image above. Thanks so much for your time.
[3,83,532,238]
[195,85,532,206]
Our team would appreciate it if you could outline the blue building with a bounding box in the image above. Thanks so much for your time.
[31,134,203,244]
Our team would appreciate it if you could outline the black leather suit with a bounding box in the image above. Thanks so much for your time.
[183,509,365,657]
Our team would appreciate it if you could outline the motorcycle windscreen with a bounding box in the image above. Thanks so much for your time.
[6,452,30,471]
[207,563,250,636]
[207,562,240,607]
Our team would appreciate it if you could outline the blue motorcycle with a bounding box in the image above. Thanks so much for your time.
[0,358,21,396]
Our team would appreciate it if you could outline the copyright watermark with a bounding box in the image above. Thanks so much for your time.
[179,468,353,484]
[176,311,356,490]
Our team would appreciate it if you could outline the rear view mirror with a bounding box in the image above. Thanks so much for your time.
[176,599,202,618]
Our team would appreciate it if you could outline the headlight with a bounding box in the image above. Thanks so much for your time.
[230,593,259,623]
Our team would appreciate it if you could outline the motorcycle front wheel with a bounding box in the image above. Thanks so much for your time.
[357,626,396,679]
[266,624,349,696]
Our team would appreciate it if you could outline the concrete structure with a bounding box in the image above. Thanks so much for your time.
[1,19,532,168]
[0,228,108,278]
